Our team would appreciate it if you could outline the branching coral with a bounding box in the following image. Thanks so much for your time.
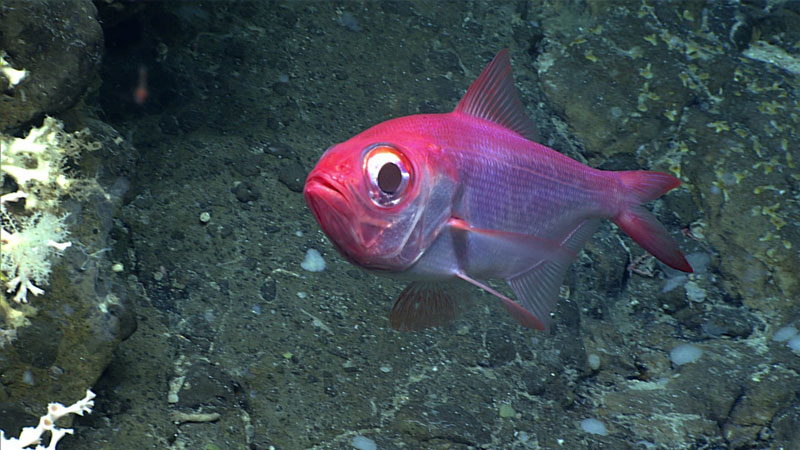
[1,116,99,344]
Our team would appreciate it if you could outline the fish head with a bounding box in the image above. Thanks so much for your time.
[304,127,455,272]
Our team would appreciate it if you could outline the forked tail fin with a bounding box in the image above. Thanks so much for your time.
[614,171,693,273]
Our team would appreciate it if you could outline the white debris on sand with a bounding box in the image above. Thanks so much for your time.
[300,248,326,272]
[670,343,703,366]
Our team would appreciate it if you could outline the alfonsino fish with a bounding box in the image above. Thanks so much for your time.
[304,49,692,331]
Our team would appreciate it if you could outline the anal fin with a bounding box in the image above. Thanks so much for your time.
[505,219,600,330]
[506,259,569,331]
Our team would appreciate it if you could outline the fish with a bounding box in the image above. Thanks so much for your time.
[303,49,692,332]
[133,65,148,106]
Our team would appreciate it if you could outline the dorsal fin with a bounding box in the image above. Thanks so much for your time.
[454,49,539,142]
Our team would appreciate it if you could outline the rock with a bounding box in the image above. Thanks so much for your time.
[176,362,241,411]
[0,0,103,130]
[0,119,134,436]
[277,160,306,193]
[392,401,491,445]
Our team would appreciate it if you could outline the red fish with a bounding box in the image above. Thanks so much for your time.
[304,49,692,331]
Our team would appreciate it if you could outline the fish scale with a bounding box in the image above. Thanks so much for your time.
[430,116,613,234]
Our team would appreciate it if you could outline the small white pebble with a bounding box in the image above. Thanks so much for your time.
[684,280,706,302]
[787,335,800,354]
[772,326,798,342]
[662,274,688,293]
[580,418,608,436]
[300,249,326,272]
[351,436,376,450]
[670,343,703,366]
[588,353,601,370]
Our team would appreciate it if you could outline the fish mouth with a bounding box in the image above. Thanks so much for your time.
[304,174,357,246]
[303,173,391,267]
[304,174,348,218]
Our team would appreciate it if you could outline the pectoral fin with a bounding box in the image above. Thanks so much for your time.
[451,218,600,331]
[448,217,575,263]
[402,218,601,332]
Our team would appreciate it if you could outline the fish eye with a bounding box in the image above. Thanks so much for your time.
[363,144,412,208]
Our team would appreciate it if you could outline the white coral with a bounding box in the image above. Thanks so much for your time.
[1,209,71,303]
[0,51,28,89]
[0,116,82,212]
[0,117,85,305]
[0,389,95,450]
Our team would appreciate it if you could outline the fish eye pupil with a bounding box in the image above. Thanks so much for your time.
[377,162,402,194]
